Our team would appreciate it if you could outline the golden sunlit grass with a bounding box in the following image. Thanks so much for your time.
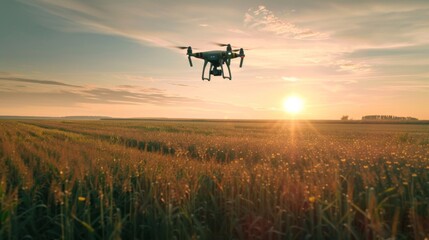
[283,95,304,114]
[0,120,428,239]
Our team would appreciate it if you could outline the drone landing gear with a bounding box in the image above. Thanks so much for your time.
[202,60,211,81]
[201,60,232,81]
[221,63,232,80]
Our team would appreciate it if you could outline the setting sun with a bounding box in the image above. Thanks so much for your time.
[283,96,304,114]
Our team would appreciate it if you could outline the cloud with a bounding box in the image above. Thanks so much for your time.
[366,80,429,93]
[345,44,429,67]
[240,3,428,77]
[0,81,270,118]
[169,83,190,87]
[228,28,248,35]
[21,0,179,48]
[282,76,299,82]
[335,60,371,73]
[388,84,429,92]
[0,77,82,88]
[81,87,195,105]
[244,5,328,40]
[0,72,197,106]
[19,0,370,75]
[112,74,155,82]
[0,85,198,108]
[331,8,429,46]
[20,0,243,49]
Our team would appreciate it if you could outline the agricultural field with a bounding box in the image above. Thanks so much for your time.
[0,119,428,239]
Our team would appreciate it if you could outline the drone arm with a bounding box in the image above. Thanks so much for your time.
[188,56,193,67]
[239,48,245,68]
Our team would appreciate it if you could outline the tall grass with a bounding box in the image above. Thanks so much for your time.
[0,120,428,239]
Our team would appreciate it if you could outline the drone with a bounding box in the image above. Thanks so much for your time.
[176,43,245,81]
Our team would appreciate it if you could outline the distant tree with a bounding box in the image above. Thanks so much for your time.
[362,115,418,121]
[341,115,349,121]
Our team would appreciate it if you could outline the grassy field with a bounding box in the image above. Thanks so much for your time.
[0,120,428,239]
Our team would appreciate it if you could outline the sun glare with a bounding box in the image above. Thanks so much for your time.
[283,96,304,114]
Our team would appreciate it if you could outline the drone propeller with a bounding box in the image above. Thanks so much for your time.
[174,46,194,67]
[174,46,199,50]
[213,42,250,48]
[233,48,251,52]
[213,42,231,47]
[213,43,235,55]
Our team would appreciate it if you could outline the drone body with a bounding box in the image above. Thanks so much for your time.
[178,44,245,81]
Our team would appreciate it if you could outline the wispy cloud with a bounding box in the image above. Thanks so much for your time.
[0,72,196,106]
[21,0,241,49]
[169,83,190,87]
[366,79,429,93]
[0,77,82,88]
[81,87,195,105]
[112,74,156,83]
[331,8,429,46]
[244,5,328,40]
[21,0,180,48]
[335,60,371,73]
[18,1,373,75]
[282,76,299,82]
[0,78,270,118]
[0,71,12,76]
[0,85,197,107]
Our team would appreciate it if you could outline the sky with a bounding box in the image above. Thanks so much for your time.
[1,0,428,120]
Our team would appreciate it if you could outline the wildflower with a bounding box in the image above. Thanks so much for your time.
[78,196,86,202]
[309,196,316,203]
